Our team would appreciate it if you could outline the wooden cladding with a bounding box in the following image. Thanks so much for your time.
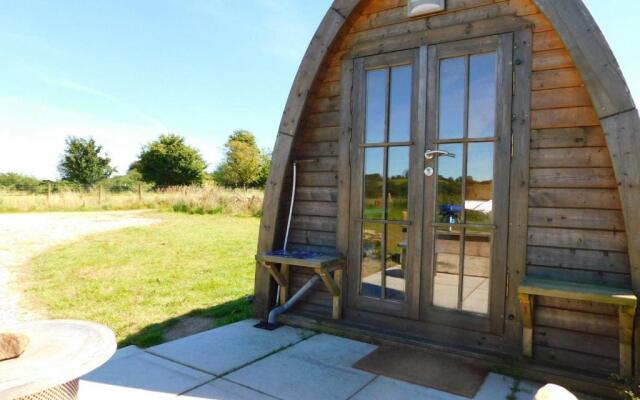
[272,0,630,379]
[531,87,589,110]
[521,0,631,378]
[532,68,582,90]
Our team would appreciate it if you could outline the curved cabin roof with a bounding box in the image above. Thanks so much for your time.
[257,0,640,298]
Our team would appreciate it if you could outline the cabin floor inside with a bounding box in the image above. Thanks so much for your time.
[254,0,640,397]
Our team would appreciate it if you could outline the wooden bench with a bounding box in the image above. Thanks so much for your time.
[255,253,345,319]
[518,277,637,376]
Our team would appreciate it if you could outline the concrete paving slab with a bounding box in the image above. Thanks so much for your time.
[351,376,466,400]
[180,378,277,400]
[475,373,527,400]
[226,352,375,400]
[353,373,543,400]
[276,333,377,368]
[225,334,377,400]
[148,319,313,375]
[80,351,213,400]
[79,380,177,400]
[110,345,144,361]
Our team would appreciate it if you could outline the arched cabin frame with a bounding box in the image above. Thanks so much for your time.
[255,0,640,394]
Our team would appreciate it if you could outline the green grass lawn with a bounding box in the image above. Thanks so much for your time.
[21,212,259,348]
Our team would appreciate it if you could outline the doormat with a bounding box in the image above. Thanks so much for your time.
[353,345,488,398]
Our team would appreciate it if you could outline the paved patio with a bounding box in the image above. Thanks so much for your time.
[79,319,559,399]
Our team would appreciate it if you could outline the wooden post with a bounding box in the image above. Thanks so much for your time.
[518,293,534,357]
[137,183,143,202]
[332,269,343,320]
[279,264,289,305]
[619,305,635,377]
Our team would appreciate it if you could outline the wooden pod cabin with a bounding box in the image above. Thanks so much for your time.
[255,0,640,395]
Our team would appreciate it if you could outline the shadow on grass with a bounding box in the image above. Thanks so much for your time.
[119,296,254,348]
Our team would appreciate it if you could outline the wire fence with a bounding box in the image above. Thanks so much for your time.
[0,182,150,195]
[0,183,264,215]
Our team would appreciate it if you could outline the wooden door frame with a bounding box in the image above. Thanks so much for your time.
[419,33,514,335]
[338,29,531,353]
[346,48,422,319]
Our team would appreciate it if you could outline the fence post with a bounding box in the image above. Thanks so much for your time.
[47,183,52,205]
[138,183,143,202]
[98,184,103,206]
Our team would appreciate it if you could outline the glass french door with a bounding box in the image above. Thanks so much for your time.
[348,34,513,332]
[348,49,422,319]
[422,34,512,334]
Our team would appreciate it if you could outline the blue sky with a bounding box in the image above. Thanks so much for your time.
[0,0,637,179]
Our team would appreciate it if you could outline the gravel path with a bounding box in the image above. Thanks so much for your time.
[0,211,160,327]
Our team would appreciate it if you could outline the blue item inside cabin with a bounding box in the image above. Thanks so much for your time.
[439,204,463,224]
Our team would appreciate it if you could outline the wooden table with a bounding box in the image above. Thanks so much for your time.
[0,320,116,400]
[256,253,345,319]
[518,277,637,376]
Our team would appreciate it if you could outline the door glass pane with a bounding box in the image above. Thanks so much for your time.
[438,57,465,139]
[465,142,494,224]
[462,227,492,314]
[436,143,463,223]
[389,65,412,142]
[385,224,406,301]
[387,146,409,221]
[364,147,384,220]
[433,227,461,309]
[366,69,387,143]
[468,53,497,138]
[361,222,384,298]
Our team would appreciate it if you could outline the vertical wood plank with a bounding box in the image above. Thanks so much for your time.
[506,28,533,350]
[337,58,354,306]
[488,32,515,335]
[348,58,365,310]
[408,44,428,319]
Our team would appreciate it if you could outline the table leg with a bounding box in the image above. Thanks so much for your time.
[332,269,343,320]
[519,293,534,357]
[619,304,635,377]
[280,264,289,305]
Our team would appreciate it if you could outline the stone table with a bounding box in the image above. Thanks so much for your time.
[0,320,116,400]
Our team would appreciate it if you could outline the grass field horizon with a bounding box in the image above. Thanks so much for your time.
[0,184,264,216]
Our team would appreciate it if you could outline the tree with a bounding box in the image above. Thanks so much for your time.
[228,129,257,146]
[254,149,271,188]
[214,130,268,189]
[58,136,115,185]
[134,134,207,186]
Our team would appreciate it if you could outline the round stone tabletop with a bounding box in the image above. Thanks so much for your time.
[0,320,116,399]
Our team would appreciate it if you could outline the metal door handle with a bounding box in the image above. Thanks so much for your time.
[425,150,456,160]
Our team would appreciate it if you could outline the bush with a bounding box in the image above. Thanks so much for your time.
[134,134,207,187]
[0,173,42,191]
